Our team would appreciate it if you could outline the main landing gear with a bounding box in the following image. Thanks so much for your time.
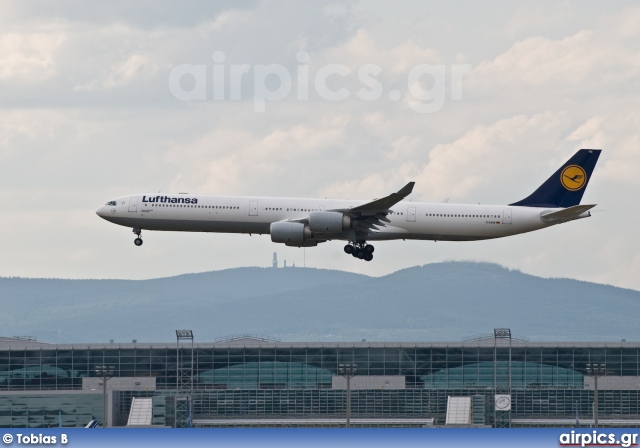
[132,228,143,246]
[344,242,374,261]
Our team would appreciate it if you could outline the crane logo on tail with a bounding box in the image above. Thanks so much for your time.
[560,165,587,191]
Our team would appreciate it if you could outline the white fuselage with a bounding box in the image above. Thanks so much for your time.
[95,193,586,242]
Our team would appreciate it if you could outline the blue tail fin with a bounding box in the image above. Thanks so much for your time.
[509,149,601,208]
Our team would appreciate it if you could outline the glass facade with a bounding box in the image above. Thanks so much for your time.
[197,361,333,389]
[1,339,640,427]
[0,394,102,428]
[422,361,583,389]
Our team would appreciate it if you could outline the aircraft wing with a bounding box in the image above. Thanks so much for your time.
[282,182,415,234]
[331,182,415,233]
[337,182,415,216]
[540,204,596,222]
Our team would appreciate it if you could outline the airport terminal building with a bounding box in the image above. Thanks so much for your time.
[2,330,640,428]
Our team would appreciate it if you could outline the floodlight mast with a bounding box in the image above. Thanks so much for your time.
[338,364,358,428]
[94,365,115,428]
[175,329,194,395]
[586,363,606,427]
[175,330,194,428]
[493,328,512,428]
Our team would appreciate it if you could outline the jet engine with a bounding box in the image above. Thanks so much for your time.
[270,222,312,246]
[308,211,351,233]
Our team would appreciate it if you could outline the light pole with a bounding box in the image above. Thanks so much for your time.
[586,363,606,428]
[175,330,194,428]
[338,363,358,428]
[95,365,115,428]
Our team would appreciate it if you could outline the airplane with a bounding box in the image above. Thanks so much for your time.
[96,149,601,262]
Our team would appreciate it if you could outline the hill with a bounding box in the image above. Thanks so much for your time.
[0,262,638,343]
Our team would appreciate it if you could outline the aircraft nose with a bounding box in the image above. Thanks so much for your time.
[95,206,105,217]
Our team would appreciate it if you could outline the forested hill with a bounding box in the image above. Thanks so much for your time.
[0,262,637,343]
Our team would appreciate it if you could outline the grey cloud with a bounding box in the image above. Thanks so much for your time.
[0,1,259,28]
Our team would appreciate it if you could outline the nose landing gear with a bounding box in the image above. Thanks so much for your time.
[132,228,143,246]
[344,242,374,261]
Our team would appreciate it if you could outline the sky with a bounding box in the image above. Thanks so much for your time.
[1,1,639,290]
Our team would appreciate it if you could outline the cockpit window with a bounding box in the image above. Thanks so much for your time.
[106,201,117,206]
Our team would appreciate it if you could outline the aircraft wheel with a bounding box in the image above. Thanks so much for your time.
[364,252,373,261]
[344,244,354,254]
[134,238,143,246]
[351,250,359,258]
[356,249,365,259]
[365,244,375,253]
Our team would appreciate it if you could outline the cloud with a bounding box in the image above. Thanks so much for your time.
[166,117,350,195]
[602,6,640,40]
[1,1,640,294]
[566,117,605,142]
[74,53,160,90]
[472,31,597,87]
[331,112,573,204]
[0,1,255,29]
[0,32,63,81]
[504,2,576,39]
[582,114,640,187]
[468,28,640,94]
[320,28,441,76]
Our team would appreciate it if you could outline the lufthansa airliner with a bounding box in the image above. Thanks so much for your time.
[96,149,601,261]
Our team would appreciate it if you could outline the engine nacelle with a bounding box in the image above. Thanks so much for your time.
[270,222,312,246]
[308,211,351,233]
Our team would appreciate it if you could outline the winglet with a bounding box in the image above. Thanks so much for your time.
[397,181,415,198]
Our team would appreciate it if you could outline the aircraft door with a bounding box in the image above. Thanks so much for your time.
[407,206,416,222]
[128,197,138,212]
[249,201,258,216]
[502,208,512,224]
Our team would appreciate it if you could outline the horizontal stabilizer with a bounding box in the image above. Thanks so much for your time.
[540,204,596,222]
